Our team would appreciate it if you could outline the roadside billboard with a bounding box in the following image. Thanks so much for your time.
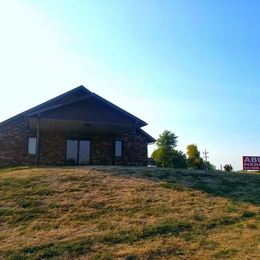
[243,156,260,171]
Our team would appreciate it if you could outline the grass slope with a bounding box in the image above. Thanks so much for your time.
[0,167,259,259]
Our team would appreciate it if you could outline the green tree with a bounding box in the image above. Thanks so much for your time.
[186,144,204,170]
[151,130,186,168]
[151,147,173,167]
[204,160,216,171]
[224,164,233,172]
[172,150,187,169]
[156,130,178,150]
[152,148,187,168]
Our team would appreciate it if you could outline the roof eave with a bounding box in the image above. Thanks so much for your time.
[138,128,156,144]
[92,92,147,127]
[0,85,90,127]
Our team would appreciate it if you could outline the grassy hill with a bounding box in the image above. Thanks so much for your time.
[0,167,259,259]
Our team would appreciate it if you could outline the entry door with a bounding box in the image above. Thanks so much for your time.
[66,140,78,163]
[79,140,90,165]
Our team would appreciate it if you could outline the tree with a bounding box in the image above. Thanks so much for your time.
[204,160,216,171]
[224,164,233,172]
[156,130,178,150]
[151,147,173,168]
[152,148,187,168]
[187,144,200,159]
[151,130,187,168]
[172,150,187,169]
[186,144,204,170]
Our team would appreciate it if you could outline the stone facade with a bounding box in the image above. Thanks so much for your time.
[0,117,148,167]
[0,117,36,167]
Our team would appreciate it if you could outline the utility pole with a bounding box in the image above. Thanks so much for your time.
[203,149,209,162]
[203,149,209,173]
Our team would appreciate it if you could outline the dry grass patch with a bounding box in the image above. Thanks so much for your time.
[0,166,259,259]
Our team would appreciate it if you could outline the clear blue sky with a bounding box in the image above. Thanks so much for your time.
[0,0,259,170]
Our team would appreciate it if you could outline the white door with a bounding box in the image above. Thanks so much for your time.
[66,140,78,163]
[79,140,90,164]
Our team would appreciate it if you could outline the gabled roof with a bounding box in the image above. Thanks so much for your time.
[138,128,156,144]
[0,86,147,127]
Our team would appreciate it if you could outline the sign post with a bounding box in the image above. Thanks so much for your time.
[242,156,260,172]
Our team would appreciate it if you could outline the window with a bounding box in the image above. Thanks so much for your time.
[28,137,37,155]
[115,140,122,157]
[66,139,91,165]
[66,140,78,162]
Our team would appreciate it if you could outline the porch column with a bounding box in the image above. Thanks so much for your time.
[36,113,41,165]
[132,121,138,165]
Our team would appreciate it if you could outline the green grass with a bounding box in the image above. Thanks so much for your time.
[0,166,259,259]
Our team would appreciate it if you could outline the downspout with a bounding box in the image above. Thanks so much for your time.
[36,113,41,165]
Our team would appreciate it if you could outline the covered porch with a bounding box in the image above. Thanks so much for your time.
[27,117,149,166]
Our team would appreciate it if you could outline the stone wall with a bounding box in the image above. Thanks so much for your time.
[39,130,67,165]
[114,133,148,166]
[38,131,148,166]
[0,117,36,167]
[0,117,148,167]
